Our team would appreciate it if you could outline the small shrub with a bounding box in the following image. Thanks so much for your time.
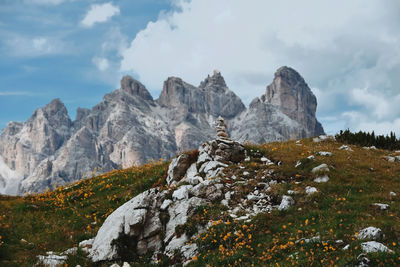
[111,232,138,262]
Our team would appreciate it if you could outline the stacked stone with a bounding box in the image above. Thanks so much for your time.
[212,116,244,162]
[216,116,229,139]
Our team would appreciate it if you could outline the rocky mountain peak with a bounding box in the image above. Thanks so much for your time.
[199,70,227,90]
[120,75,153,101]
[275,66,306,84]
[261,66,324,137]
[32,98,71,129]
[157,76,204,111]
[0,68,324,195]
[43,98,68,116]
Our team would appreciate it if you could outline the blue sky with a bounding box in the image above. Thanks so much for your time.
[1,0,400,135]
[0,0,171,127]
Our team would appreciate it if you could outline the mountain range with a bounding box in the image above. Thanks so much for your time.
[0,66,324,195]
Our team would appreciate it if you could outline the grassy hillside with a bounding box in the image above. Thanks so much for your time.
[0,159,168,266]
[1,138,400,266]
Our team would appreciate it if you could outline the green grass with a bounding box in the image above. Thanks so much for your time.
[1,138,400,266]
[186,139,400,266]
[0,160,169,266]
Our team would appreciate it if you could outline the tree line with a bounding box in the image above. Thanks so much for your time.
[335,129,400,151]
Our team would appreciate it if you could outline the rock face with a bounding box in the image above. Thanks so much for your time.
[263,66,324,137]
[231,67,324,142]
[0,67,324,195]
[89,118,245,263]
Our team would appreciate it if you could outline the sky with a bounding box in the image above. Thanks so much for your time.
[1,0,400,136]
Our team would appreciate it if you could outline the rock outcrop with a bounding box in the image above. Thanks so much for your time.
[86,118,291,264]
[89,118,246,263]
[0,67,324,195]
[231,67,324,142]
[263,66,324,137]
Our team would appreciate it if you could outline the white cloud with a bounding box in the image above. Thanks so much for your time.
[120,0,400,134]
[349,87,400,120]
[337,87,400,135]
[89,27,129,85]
[100,27,128,57]
[342,111,400,136]
[92,57,109,71]
[81,2,120,28]
[32,37,50,52]
[4,36,69,57]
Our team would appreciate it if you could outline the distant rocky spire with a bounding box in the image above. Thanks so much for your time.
[199,70,227,89]
[261,66,324,136]
[120,75,153,101]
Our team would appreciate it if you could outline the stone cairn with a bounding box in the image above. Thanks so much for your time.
[212,116,245,162]
[216,116,229,139]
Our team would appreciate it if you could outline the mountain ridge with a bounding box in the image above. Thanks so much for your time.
[0,66,325,195]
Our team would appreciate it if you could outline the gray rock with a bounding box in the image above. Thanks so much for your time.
[165,234,188,257]
[89,188,163,262]
[172,185,193,200]
[37,251,68,267]
[361,241,393,254]
[181,243,198,260]
[339,145,353,151]
[385,156,396,162]
[317,151,332,156]
[287,190,298,195]
[79,238,94,253]
[305,186,318,195]
[167,154,193,185]
[296,235,320,244]
[313,175,329,183]
[312,164,329,173]
[357,227,384,241]
[165,197,206,243]
[278,195,295,211]
[356,254,370,267]
[372,203,389,210]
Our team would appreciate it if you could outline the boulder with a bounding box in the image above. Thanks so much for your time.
[313,175,329,183]
[89,189,163,262]
[305,186,318,195]
[311,164,329,173]
[357,227,384,241]
[361,241,393,254]
[278,195,295,211]
[172,185,193,200]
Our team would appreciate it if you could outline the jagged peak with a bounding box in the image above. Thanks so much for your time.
[199,70,227,89]
[160,76,195,96]
[43,98,68,116]
[26,98,72,129]
[274,66,307,86]
[120,75,153,101]
[165,76,184,84]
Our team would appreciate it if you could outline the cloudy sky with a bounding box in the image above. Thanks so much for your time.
[1,0,399,135]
